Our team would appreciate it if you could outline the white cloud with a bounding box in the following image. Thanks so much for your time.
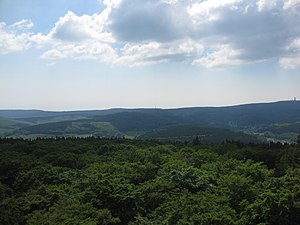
[116,42,161,66]
[256,0,278,11]
[1,0,300,69]
[279,57,300,69]
[0,9,117,62]
[283,0,300,9]
[30,33,53,48]
[188,0,239,23]
[105,0,299,68]
[193,45,243,68]
[188,0,239,15]
[41,49,65,60]
[161,0,177,4]
[49,10,114,43]
[41,42,117,63]
[103,0,122,8]
[287,38,300,51]
[34,9,117,63]
[279,38,300,69]
[0,21,32,54]
[10,19,34,30]
[116,39,204,66]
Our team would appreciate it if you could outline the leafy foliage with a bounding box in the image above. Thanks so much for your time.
[0,138,299,224]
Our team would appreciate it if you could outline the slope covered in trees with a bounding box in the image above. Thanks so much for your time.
[139,124,260,144]
[13,120,121,138]
[0,138,299,225]
[1,101,299,142]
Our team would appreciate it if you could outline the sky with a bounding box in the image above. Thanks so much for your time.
[0,0,300,110]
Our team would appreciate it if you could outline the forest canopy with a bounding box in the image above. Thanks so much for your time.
[0,138,299,225]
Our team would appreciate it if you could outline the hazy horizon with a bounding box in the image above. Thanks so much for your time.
[0,99,299,112]
[1,0,300,110]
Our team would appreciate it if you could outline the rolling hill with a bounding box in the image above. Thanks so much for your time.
[169,101,300,130]
[11,120,121,138]
[1,101,299,142]
[94,109,183,132]
[138,124,260,144]
[0,117,33,136]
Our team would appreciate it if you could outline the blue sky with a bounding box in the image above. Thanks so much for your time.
[0,0,300,110]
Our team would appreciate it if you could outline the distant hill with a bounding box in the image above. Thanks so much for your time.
[0,110,58,119]
[1,101,299,142]
[94,109,182,132]
[12,120,121,138]
[138,124,260,144]
[0,117,33,136]
[0,109,127,119]
[169,101,300,130]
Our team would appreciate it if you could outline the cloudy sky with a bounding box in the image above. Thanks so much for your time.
[0,0,300,110]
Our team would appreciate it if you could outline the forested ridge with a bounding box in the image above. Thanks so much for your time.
[1,101,300,143]
[1,138,300,224]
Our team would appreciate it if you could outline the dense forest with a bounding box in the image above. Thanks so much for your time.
[1,138,300,225]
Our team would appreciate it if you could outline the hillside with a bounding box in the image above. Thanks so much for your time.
[0,109,128,119]
[94,109,182,132]
[12,120,121,138]
[139,124,260,144]
[1,101,299,142]
[0,117,33,136]
[169,101,300,130]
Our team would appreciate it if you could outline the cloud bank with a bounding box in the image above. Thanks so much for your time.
[1,0,300,69]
